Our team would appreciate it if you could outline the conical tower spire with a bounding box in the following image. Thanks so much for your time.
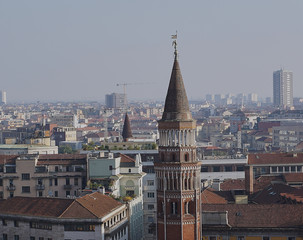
[122,112,132,142]
[162,37,192,121]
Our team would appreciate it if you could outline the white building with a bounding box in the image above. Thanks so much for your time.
[0,90,6,104]
[273,69,293,108]
[87,152,145,240]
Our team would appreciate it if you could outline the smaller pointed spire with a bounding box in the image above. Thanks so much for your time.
[122,113,132,142]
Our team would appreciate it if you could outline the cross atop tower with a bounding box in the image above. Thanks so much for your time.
[171,31,178,60]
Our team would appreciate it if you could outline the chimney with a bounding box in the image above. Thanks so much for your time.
[245,165,253,194]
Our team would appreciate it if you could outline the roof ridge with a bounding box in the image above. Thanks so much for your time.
[74,196,99,218]
[58,199,98,219]
[58,199,78,218]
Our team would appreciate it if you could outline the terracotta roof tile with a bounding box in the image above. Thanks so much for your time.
[120,154,135,163]
[0,193,124,220]
[0,197,73,217]
[220,179,245,191]
[248,153,303,165]
[73,192,123,218]
[283,173,303,183]
[201,188,228,204]
[0,155,18,165]
[252,183,303,204]
[203,204,303,228]
[37,154,87,165]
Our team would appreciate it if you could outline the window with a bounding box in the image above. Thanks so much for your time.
[126,190,134,196]
[3,234,7,240]
[148,204,154,210]
[238,237,245,240]
[64,224,95,231]
[54,178,58,186]
[39,238,44,240]
[14,220,19,227]
[128,169,131,173]
[14,235,19,240]
[30,222,52,230]
[184,153,189,162]
[278,166,283,172]
[49,179,52,186]
[147,180,154,186]
[39,191,43,197]
[171,202,178,214]
[288,237,296,240]
[297,166,302,172]
[236,165,244,171]
[271,166,277,173]
[213,166,220,172]
[30,237,35,240]
[55,191,58,197]
[201,167,208,172]
[66,191,70,197]
[209,237,216,240]
[22,186,30,193]
[2,219,7,226]
[263,237,269,240]
[66,178,70,185]
[147,216,154,223]
[109,165,113,170]
[55,166,59,172]
[285,166,290,172]
[224,166,232,172]
[291,166,296,172]
[0,179,2,186]
[147,192,155,198]
[74,178,78,186]
[37,178,43,185]
[22,173,30,180]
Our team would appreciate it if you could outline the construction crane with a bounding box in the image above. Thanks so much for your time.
[116,82,154,111]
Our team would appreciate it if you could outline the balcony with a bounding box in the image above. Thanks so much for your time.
[6,185,16,191]
[64,184,72,190]
[36,184,45,190]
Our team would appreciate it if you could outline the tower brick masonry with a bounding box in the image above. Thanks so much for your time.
[154,45,201,240]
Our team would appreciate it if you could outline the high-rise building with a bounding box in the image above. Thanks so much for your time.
[0,91,6,105]
[155,43,201,239]
[273,69,293,108]
[105,93,127,109]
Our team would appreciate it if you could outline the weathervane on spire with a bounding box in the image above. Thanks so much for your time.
[171,31,178,59]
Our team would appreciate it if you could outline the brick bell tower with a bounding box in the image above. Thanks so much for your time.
[155,36,201,240]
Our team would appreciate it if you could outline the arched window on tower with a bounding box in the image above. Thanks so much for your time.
[171,202,178,215]
[184,153,189,162]
[172,153,176,162]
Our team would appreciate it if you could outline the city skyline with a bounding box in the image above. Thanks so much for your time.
[1,1,303,102]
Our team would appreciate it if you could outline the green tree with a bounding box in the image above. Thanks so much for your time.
[59,145,74,154]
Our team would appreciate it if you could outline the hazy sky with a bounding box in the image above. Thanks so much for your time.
[1,1,303,103]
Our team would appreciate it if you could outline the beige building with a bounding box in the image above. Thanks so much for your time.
[0,144,58,155]
[0,154,87,199]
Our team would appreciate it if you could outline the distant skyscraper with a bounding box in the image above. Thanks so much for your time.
[0,91,6,105]
[248,93,258,103]
[273,69,293,108]
[105,93,126,109]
